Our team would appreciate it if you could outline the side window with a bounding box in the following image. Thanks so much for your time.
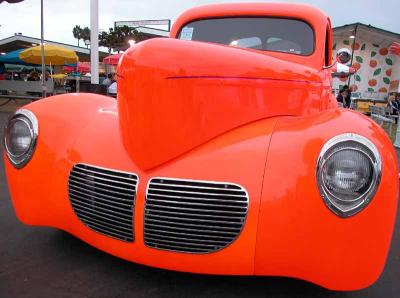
[325,25,332,66]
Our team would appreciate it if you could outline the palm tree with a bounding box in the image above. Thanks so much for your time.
[122,26,140,43]
[99,28,115,53]
[114,26,140,52]
[118,25,134,37]
[72,25,82,47]
[81,27,91,48]
[98,26,141,53]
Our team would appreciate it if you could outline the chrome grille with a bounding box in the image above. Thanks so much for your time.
[144,178,249,253]
[68,164,138,242]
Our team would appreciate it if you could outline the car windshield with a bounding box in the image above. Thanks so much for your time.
[178,17,314,56]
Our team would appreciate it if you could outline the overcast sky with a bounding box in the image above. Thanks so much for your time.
[0,0,398,46]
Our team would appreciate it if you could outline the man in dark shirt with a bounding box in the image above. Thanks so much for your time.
[388,95,399,124]
[342,85,352,108]
[388,95,399,113]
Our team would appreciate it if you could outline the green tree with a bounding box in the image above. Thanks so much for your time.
[81,27,91,48]
[98,26,141,53]
[72,25,82,47]
[99,28,116,53]
[74,25,142,51]
[113,26,140,52]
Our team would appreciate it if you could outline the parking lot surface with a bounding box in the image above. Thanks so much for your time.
[0,111,399,298]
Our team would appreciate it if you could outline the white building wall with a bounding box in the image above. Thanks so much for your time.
[332,37,399,95]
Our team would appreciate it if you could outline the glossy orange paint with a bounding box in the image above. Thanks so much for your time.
[118,4,334,170]
[3,2,399,291]
[118,38,328,170]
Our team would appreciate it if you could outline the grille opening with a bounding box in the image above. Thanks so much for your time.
[144,178,249,253]
[68,164,138,242]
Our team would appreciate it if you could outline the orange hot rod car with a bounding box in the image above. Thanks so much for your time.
[3,2,399,291]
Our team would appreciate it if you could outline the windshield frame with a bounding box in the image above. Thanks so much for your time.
[176,16,316,57]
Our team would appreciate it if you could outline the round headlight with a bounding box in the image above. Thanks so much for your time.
[4,109,38,168]
[317,133,381,217]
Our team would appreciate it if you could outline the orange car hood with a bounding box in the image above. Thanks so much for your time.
[117,38,323,170]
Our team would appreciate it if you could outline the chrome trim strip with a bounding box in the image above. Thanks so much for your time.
[76,210,133,228]
[149,182,244,192]
[147,188,246,197]
[73,166,138,181]
[146,198,247,209]
[85,224,133,241]
[69,175,137,191]
[145,236,218,248]
[144,227,234,240]
[71,171,138,187]
[70,194,133,213]
[73,163,140,178]
[144,221,239,234]
[78,215,133,232]
[144,202,246,214]
[147,192,247,203]
[148,208,246,220]
[145,242,210,253]
[69,185,133,205]
[145,233,227,245]
[72,205,133,224]
[146,213,243,225]
[70,199,132,219]
[69,178,135,199]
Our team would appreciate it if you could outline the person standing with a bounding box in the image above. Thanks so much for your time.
[342,85,352,108]
[336,88,349,108]
[27,71,40,81]
[102,73,113,87]
[395,95,400,108]
[388,95,399,113]
[388,95,399,124]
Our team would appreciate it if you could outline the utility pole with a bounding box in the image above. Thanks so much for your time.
[90,0,99,84]
[41,0,46,97]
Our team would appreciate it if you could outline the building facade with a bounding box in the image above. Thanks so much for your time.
[333,23,400,96]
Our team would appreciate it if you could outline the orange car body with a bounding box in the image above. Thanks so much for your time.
[4,3,398,291]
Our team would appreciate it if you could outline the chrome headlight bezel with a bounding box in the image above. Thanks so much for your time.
[4,109,39,168]
[317,133,382,218]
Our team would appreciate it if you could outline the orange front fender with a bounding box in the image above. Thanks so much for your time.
[255,109,398,290]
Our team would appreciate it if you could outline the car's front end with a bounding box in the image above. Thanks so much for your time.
[3,2,399,291]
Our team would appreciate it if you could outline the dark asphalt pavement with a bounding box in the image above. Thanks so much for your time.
[0,111,399,298]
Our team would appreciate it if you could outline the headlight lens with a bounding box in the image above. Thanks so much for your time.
[4,109,38,168]
[317,133,381,217]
